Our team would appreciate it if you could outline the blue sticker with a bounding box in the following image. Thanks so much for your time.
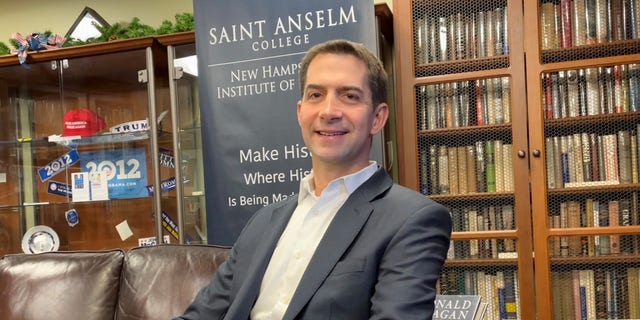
[47,181,72,198]
[38,149,80,182]
[146,176,190,196]
[79,148,148,199]
[65,209,79,227]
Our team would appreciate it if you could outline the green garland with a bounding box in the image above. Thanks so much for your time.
[0,13,194,55]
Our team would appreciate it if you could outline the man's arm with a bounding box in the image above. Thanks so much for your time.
[370,202,452,319]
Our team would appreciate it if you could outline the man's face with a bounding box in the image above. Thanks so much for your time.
[297,53,388,171]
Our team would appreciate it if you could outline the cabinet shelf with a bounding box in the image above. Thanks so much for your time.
[548,183,640,197]
[549,254,640,266]
[445,258,518,267]
[416,56,510,77]
[541,39,640,64]
[419,123,511,141]
[429,191,514,203]
[544,111,640,133]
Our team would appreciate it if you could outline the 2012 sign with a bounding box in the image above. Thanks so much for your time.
[38,149,80,182]
[83,158,143,181]
[80,148,148,199]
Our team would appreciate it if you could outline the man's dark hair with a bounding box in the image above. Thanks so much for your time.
[299,39,388,107]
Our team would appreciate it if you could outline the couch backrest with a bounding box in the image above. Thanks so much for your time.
[0,249,125,320]
[115,244,230,320]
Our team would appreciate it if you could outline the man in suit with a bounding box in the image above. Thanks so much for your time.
[176,39,452,320]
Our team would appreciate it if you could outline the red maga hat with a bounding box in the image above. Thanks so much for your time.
[62,109,106,137]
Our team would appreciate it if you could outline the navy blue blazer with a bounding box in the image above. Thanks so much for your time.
[177,168,452,320]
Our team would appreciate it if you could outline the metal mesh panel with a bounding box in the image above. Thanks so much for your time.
[548,252,640,319]
[538,0,640,63]
[412,0,510,77]
[421,75,519,315]
[438,262,520,319]
[543,61,640,319]
[416,77,513,195]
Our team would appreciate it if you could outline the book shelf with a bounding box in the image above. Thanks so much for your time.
[526,0,640,318]
[395,0,640,318]
[394,0,535,319]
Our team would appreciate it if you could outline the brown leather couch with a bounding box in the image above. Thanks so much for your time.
[0,244,230,320]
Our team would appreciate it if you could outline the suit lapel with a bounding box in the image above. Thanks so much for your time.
[226,198,298,320]
[283,169,392,319]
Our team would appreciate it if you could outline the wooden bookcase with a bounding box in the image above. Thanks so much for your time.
[524,0,640,318]
[395,0,640,318]
[393,0,535,319]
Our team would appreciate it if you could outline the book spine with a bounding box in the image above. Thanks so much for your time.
[541,1,560,49]
[573,0,587,46]
[477,11,487,57]
[594,268,608,318]
[560,0,573,47]
[586,68,601,115]
[438,16,449,61]
[585,0,598,44]
[476,141,487,192]
[466,145,477,193]
[618,130,632,183]
[485,140,497,192]
[417,86,427,131]
[502,77,511,123]
[438,146,450,194]
[546,137,556,188]
[609,200,621,254]
[429,145,438,195]
[476,79,486,125]
[457,146,468,194]
[581,133,592,182]
[595,0,609,43]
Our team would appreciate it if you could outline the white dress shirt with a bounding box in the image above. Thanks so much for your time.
[250,162,378,320]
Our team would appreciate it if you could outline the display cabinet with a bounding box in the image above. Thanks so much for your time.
[0,35,204,255]
[157,32,208,245]
[525,0,640,318]
[393,0,535,319]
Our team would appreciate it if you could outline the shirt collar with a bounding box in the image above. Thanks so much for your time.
[298,161,378,203]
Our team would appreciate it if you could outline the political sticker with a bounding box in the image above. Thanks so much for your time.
[65,209,79,227]
[146,176,190,196]
[38,149,80,182]
[47,181,72,198]
[159,148,175,168]
[138,235,171,247]
[79,148,148,199]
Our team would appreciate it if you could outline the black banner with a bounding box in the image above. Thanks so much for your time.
[194,0,380,245]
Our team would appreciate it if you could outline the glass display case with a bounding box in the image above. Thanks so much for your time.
[158,32,208,245]
[0,34,205,255]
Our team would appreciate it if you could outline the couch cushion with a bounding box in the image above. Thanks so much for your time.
[116,244,230,320]
[0,249,125,320]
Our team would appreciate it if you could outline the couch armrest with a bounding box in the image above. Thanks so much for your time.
[116,244,230,320]
[0,249,125,320]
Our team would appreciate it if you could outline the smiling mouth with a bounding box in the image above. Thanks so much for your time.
[317,131,347,136]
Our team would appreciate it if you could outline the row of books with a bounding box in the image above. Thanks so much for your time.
[438,269,520,320]
[420,141,514,195]
[545,130,638,189]
[542,64,640,120]
[449,205,517,260]
[548,196,640,257]
[540,0,640,49]
[414,6,509,64]
[551,267,640,319]
[417,77,512,130]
